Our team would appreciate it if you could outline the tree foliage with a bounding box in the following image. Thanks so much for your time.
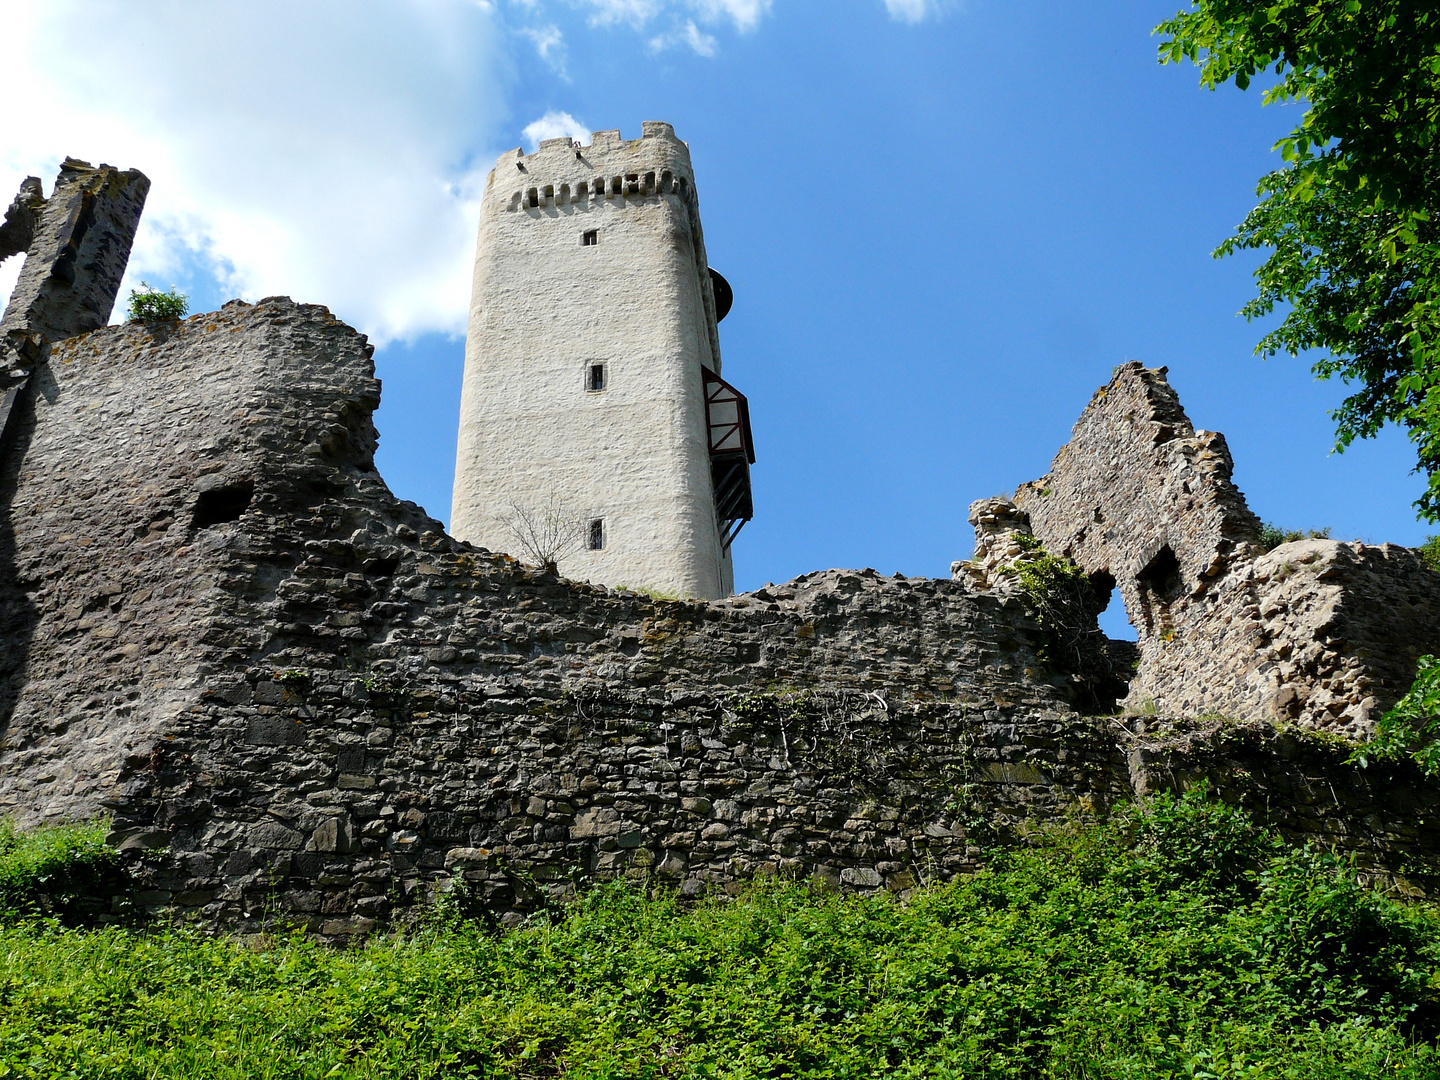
[1158,1,1440,515]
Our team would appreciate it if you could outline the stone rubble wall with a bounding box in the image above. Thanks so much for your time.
[2,300,1439,938]
[1125,537,1440,735]
[983,362,1440,735]
[951,496,1036,597]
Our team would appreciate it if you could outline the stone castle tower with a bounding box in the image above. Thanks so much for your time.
[450,122,753,599]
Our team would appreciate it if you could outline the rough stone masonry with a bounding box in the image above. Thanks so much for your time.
[1,161,1439,938]
[959,362,1440,737]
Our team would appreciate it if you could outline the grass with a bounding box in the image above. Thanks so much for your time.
[0,794,1436,1078]
[0,818,120,921]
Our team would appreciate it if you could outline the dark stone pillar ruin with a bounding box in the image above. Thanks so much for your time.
[0,158,149,446]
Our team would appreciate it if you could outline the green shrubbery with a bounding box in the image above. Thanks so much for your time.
[0,793,1436,1078]
[125,281,188,322]
[1420,536,1440,573]
[1258,522,1332,552]
[1360,654,1440,777]
[0,818,120,921]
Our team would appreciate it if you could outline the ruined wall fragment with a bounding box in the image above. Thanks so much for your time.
[1,159,150,371]
[0,178,45,264]
[0,159,149,457]
[1002,361,1440,734]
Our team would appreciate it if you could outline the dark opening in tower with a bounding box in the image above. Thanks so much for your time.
[1136,545,1183,638]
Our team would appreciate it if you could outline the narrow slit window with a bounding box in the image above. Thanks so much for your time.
[588,519,605,550]
[587,363,606,392]
[582,229,598,246]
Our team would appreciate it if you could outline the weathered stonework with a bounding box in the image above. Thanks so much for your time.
[0,301,1438,940]
[0,178,45,265]
[2,157,1440,939]
[1,159,149,367]
[0,159,149,452]
[965,362,1440,736]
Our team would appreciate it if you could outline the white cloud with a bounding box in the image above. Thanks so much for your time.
[576,0,768,32]
[0,0,513,345]
[691,0,771,32]
[521,23,570,75]
[579,0,666,27]
[649,20,719,55]
[882,0,956,22]
[521,111,592,149]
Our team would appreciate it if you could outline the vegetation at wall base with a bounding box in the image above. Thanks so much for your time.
[125,281,189,322]
[1,792,1437,1078]
[0,818,123,923]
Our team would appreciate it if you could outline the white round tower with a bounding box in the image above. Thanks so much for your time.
[451,122,753,598]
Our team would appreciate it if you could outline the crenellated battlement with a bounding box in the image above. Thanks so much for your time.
[503,168,693,213]
[488,122,698,214]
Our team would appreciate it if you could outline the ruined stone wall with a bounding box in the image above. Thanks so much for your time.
[3,302,1439,939]
[1013,362,1263,634]
[1,159,149,369]
[987,362,1440,735]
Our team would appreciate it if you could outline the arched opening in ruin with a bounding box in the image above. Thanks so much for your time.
[1076,569,1139,711]
[1136,545,1183,638]
[1091,569,1137,642]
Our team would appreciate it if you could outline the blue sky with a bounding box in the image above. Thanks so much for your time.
[1,1,1428,638]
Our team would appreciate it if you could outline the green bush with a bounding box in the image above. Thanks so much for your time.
[1259,522,1332,552]
[1420,535,1440,573]
[1358,653,1440,775]
[0,792,1435,1078]
[0,818,121,922]
[125,281,188,322]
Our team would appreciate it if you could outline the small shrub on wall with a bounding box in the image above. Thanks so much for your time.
[125,281,188,322]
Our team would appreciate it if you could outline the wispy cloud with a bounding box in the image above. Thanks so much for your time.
[577,0,666,28]
[690,0,771,31]
[0,0,511,346]
[521,111,592,149]
[649,20,718,56]
[520,22,569,75]
[574,0,769,34]
[882,0,957,23]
